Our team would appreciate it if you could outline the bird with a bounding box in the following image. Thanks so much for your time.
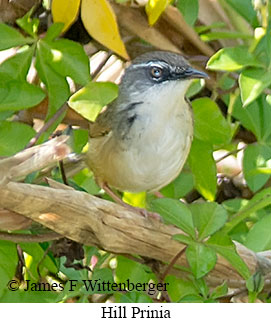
[85,51,208,216]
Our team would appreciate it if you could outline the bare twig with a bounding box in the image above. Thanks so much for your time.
[163,6,215,57]
[215,147,245,164]
[0,231,62,243]
[59,160,69,186]
[15,245,25,281]
[217,83,239,96]
[91,53,112,79]
[0,136,70,184]
[25,104,68,149]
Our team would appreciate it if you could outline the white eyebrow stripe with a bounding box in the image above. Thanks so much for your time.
[129,61,170,70]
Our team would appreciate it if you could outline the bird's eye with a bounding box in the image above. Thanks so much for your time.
[150,66,163,79]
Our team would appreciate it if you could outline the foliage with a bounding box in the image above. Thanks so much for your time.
[0,0,271,303]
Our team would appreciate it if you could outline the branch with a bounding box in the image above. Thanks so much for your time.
[0,231,61,243]
[0,181,267,288]
[0,135,70,184]
[0,0,39,24]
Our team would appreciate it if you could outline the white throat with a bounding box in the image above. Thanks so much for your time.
[134,79,192,126]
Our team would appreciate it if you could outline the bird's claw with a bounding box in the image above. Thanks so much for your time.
[133,207,161,221]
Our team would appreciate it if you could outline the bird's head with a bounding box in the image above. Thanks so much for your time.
[119,51,208,99]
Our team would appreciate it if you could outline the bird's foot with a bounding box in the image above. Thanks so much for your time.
[130,206,161,221]
[101,182,161,220]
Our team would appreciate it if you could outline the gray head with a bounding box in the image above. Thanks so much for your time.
[119,51,208,95]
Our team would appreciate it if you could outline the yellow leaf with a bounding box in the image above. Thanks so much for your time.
[146,0,171,26]
[123,192,146,208]
[81,0,129,59]
[52,0,81,32]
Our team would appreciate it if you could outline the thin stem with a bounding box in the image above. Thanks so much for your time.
[224,194,271,234]
[217,83,238,96]
[91,53,112,79]
[215,147,245,164]
[25,104,68,149]
[161,247,187,282]
[59,160,69,185]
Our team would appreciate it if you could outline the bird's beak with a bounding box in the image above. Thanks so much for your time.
[185,67,209,79]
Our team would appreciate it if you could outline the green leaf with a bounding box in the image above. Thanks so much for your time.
[201,31,252,42]
[243,144,271,192]
[192,98,231,145]
[206,233,250,279]
[188,139,217,201]
[195,22,226,34]
[227,222,249,245]
[247,187,271,205]
[0,80,45,111]
[232,96,271,142]
[84,268,114,294]
[55,282,82,303]
[72,169,100,195]
[20,243,58,281]
[71,129,88,154]
[224,188,271,235]
[173,233,195,246]
[222,198,249,214]
[189,202,228,240]
[210,281,228,299]
[176,0,198,26]
[0,121,36,156]
[68,82,118,122]
[239,68,271,106]
[16,8,39,37]
[244,214,271,252]
[0,110,14,121]
[160,171,194,199]
[186,243,217,279]
[36,40,70,118]
[246,272,264,293]
[193,277,209,298]
[36,111,66,144]
[0,241,18,294]
[166,276,198,302]
[0,45,34,81]
[59,258,86,282]
[253,29,271,67]
[178,294,204,303]
[115,256,153,285]
[225,0,258,27]
[39,39,91,86]
[114,291,153,303]
[186,79,205,98]
[44,23,64,41]
[150,198,195,238]
[207,47,262,71]
[0,23,34,50]
[1,289,58,303]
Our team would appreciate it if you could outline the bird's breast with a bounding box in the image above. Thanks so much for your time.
[87,93,193,193]
[115,98,193,192]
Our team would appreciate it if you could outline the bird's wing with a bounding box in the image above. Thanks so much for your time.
[89,101,143,138]
[88,107,112,138]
